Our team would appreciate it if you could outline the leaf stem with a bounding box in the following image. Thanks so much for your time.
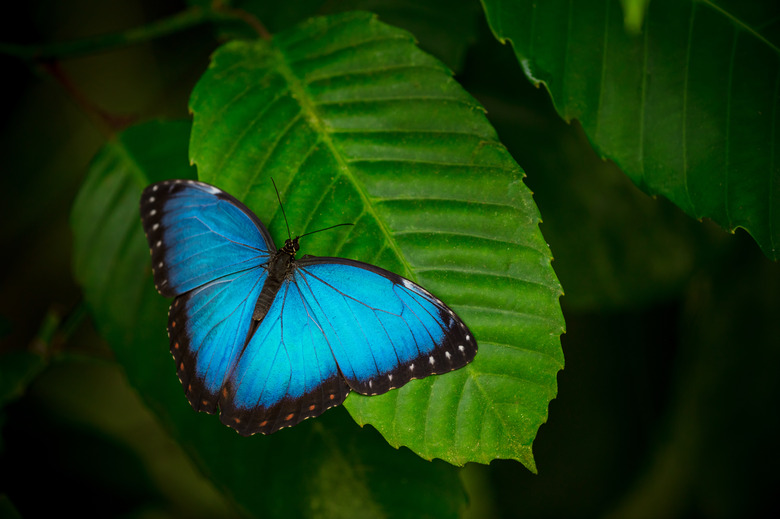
[41,61,137,135]
[213,4,272,41]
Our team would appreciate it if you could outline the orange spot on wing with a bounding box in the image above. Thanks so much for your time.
[260,420,268,427]
[309,404,315,411]
[285,413,294,421]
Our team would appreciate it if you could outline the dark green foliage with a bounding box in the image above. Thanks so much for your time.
[482,0,780,259]
[1,0,778,517]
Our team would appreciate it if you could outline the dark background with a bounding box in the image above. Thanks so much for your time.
[1,1,778,517]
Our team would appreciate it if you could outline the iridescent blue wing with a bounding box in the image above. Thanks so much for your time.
[168,269,267,413]
[217,257,476,435]
[218,279,351,435]
[140,179,275,297]
[295,259,477,395]
[141,180,476,435]
[140,180,273,414]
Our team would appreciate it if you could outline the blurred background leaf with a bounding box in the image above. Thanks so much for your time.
[481,0,780,260]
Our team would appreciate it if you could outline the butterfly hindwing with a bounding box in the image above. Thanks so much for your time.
[294,259,477,396]
[169,268,267,414]
[219,279,351,435]
[140,180,274,297]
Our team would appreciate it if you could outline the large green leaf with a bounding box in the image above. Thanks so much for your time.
[71,120,466,518]
[189,11,564,469]
[480,0,780,260]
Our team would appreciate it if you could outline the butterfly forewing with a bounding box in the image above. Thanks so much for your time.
[294,259,477,396]
[140,180,274,297]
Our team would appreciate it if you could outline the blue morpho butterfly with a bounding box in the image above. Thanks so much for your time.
[139,179,477,435]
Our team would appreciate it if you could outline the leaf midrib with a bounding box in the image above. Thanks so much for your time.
[272,35,417,280]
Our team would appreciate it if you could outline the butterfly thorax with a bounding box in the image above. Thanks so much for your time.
[252,239,299,323]
[281,237,300,257]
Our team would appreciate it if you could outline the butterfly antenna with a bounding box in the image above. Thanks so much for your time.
[271,178,293,240]
[298,222,354,239]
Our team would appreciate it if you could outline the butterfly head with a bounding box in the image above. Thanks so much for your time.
[281,237,300,257]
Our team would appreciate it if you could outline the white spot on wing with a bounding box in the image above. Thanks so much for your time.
[200,184,221,194]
